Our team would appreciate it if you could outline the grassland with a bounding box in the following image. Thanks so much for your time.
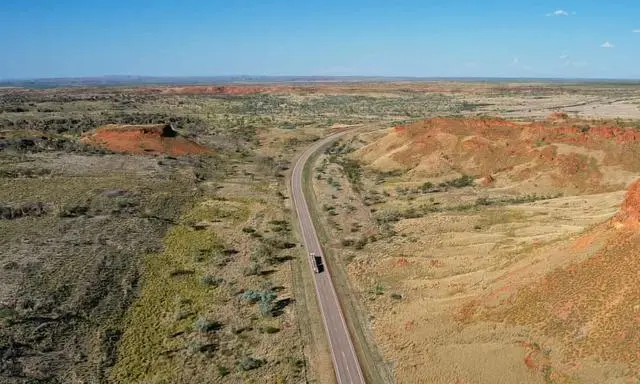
[0,87,309,383]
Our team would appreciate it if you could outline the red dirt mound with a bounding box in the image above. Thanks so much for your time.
[613,178,640,227]
[81,124,211,156]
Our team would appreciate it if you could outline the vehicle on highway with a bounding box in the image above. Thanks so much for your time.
[310,252,324,273]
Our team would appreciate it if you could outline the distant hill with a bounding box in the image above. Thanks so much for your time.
[2,75,640,88]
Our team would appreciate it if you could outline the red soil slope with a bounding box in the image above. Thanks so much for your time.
[159,85,307,95]
[614,178,640,227]
[81,124,211,156]
[357,117,640,193]
[487,179,640,375]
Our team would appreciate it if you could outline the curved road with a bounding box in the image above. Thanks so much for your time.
[291,131,366,384]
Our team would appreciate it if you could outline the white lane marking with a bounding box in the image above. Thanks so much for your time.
[342,351,352,379]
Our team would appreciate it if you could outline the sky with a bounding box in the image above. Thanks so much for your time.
[1,0,639,79]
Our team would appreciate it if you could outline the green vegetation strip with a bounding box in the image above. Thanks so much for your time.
[375,193,562,224]
[110,219,224,382]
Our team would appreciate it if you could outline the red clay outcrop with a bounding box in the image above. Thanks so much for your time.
[81,124,212,156]
[613,178,640,227]
[358,117,640,193]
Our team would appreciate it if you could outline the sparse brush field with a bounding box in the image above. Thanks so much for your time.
[110,180,307,383]
[1,84,469,383]
[1,82,640,384]
[0,88,318,383]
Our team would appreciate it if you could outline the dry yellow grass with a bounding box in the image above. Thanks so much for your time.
[311,116,640,383]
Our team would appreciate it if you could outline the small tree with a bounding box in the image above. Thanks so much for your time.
[258,291,277,317]
[242,290,262,304]
[242,290,277,316]
[200,275,224,287]
[194,317,222,333]
[243,262,260,276]
[420,181,434,192]
[237,356,265,371]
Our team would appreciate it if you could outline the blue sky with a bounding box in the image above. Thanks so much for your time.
[1,0,639,79]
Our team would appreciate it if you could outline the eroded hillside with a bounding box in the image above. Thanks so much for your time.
[311,115,640,383]
[357,116,640,194]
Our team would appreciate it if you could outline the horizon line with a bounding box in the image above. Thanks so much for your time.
[2,74,640,86]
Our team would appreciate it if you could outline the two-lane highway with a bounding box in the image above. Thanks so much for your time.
[291,131,366,384]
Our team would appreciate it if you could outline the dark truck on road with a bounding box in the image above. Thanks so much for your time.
[310,252,324,273]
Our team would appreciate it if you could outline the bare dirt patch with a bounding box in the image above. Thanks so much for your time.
[81,124,212,156]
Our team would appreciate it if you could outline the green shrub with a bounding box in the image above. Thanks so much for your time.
[237,356,265,371]
[242,290,262,304]
[286,356,306,373]
[169,269,195,277]
[242,226,256,233]
[341,238,355,247]
[217,366,230,377]
[355,237,368,250]
[258,291,277,317]
[173,310,192,321]
[242,290,277,316]
[58,204,89,218]
[372,284,384,295]
[475,197,493,206]
[374,210,401,224]
[200,275,224,287]
[439,175,475,189]
[243,262,260,276]
[279,121,296,130]
[338,158,362,191]
[188,341,217,356]
[194,317,222,333]
[420,181,434,192]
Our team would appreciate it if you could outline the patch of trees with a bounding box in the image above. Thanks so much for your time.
[0,202,48,220]
[0,136,111,155]
[0,113,206,135]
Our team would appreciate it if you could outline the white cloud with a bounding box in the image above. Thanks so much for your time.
[633,29,640,33]
[559,53,587,68]
[509,57,534,72]
[600,41,615,48]
[546,9,569,16]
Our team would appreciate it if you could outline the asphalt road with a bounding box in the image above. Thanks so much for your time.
[291,131,366,384]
